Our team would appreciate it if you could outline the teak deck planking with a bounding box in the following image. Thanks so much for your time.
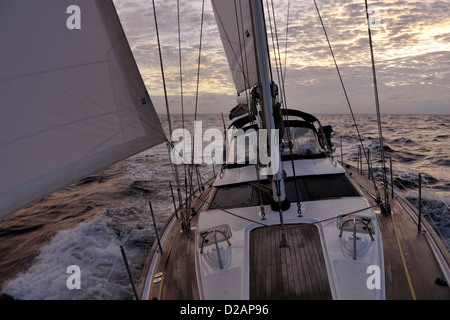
[249,224,332,300]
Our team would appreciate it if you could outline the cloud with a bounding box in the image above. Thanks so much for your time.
[114,0,450,115]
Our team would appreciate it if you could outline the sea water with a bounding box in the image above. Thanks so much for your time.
[0,113,448,299]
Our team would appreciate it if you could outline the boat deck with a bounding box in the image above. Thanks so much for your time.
[249,224,332,300]
[139,186,209,300]
[347,166,450,300]
[139,165,450,300]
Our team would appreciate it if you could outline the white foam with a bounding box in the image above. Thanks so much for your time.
[2,214,135,300]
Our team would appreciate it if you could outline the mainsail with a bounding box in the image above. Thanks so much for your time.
[211,0,258,94]
[0,0,166,220]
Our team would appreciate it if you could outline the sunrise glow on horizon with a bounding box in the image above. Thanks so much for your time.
[115,0,450,114]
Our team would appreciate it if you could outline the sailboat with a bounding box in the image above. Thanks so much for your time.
[137,0,450,300]
[0,0,448,301]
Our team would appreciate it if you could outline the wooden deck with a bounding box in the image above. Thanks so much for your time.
[249,224,332,300]
[138,185,211,300]
[347,166,450,300]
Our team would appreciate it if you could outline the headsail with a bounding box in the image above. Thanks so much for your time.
[0,0,166,220]
[211,0,258,94]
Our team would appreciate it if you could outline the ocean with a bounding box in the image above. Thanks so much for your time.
[0,113,448,300]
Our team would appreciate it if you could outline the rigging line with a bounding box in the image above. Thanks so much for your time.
[263,0,302,213]
[419,200,450,249]
[99,204,149,299]
[179,177,379,232]
[395,174,450,212]
[268,0,288,108]
[100,184,168,299]
[283,0,290,84]
[236,0,261,131]
[178,174,378,230]
[152,0,182,199]
[249,0,273,91]
[268,0,300,164]
[264,0,296,212]
[260,1,274,85]
[177,0,185,124]
[364,0,388,185]
[193,0,205,120]
[233,0,246,99]
[151,0,172,136]
[168,135,208,185]
[264,0,279,84]
[177,0,189,188]
[313,0,377,191]
[189,0,206,207]
[265,0,283,106]
[417,176,450,249]
[99,256,120,299]
[251,0,289,244]
[229,0,256,157]
[264,1,291,118]
[211,0,251,91]
[234,0,251,107]
[420,174,450,210]
[265,0,300,208]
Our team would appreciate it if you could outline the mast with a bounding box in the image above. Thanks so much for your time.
[250,0,289,247]
[210,0,289,214]
[365,0,390,214]
[250,0,288,210]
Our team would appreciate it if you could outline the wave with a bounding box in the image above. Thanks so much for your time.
[405,196,450,245]
[1,209,154,300]
[392,137,415,145]
[433,158,450,167]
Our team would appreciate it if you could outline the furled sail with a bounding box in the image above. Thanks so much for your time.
[0,0,166,220]
[211,0,258,94]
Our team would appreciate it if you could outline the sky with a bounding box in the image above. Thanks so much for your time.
[113,0,450,115]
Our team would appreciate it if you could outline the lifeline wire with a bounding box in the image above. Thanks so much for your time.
[313,0,379,194]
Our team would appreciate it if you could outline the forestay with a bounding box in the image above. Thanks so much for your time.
[0,0,166,220]
[211,0,258,94]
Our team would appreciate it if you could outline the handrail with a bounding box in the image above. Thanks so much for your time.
[339,218,375,260]
[214,231,223,269]
[417,174,450,249]
[396,196,450,285]
[420,175,450,210]
[200,230,231,269]
[393,172,449,250]
[200,229,231,253]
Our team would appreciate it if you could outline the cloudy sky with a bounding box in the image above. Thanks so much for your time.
[113,0,450,115]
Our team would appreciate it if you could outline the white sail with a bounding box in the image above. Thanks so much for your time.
[0,0,166,220]
[211,0,258,94]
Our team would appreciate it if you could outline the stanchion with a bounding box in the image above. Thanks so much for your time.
[418,173,422,234]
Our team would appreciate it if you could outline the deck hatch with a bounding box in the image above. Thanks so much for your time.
[249,224,332,299]
[209,173,360,210]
